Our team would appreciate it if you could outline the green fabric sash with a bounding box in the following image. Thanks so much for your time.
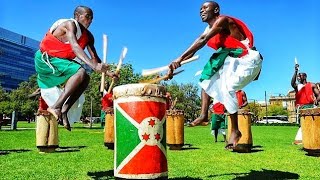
[200,48,243,82]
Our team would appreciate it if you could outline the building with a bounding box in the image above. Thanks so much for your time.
[0,27,39,91]
[269,91,296,123]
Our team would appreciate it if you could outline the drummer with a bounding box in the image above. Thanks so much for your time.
[291,64,320,145]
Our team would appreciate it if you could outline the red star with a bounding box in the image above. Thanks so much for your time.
[148,119,156,127]
[142,133,150,141]
[155,133,161,141]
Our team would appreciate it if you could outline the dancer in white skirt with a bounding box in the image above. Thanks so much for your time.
[167,1,262,149]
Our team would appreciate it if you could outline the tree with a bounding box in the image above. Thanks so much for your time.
[258,104,289,119]
[8,75,38,118]
[82,63,143,117]
[164,81,201,121]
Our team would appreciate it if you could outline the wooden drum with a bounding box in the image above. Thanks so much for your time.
[228,109,253,153]
[36,110,58,153]
[166,110,184,150]
[113,83,168,179]
[104,108,114,150]
[300,108,320,155]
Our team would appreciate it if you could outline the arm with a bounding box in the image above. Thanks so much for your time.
[312,83,320,105]
[64,21,108,73]
[168,16,228,74]
[291,64,299,91]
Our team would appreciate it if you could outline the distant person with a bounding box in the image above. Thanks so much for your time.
[291,64,320,108]
[236,90,248,109]
[291,64,320,145]
[210,102,227,143]
[165,92,173,110]
[167,1,262,148]
[34,6,118,130]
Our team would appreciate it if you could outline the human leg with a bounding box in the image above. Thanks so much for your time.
[189,89,210,127]
[225,112,242,149]
[48,68,89,131]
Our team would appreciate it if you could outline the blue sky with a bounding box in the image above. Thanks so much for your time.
[1,0,319,102]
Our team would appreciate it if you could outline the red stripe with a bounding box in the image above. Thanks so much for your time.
[119,145,167,174]
[118,101,166,124]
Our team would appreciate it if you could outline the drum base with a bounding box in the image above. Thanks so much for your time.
[115,177,168,180]
[38,147,57,153]
[303,148,320,157]
[167,144,184,150]
[233,144,252,153]
[104,143,114,150]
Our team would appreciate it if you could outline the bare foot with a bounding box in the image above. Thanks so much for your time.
[47,107,61,120]
[61,112,71,131]
[189,114,207,127]
[225,130,242,150]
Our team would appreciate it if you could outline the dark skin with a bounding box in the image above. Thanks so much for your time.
[167,1,246,148]
[47,6,118,131]
[291,64,320,105]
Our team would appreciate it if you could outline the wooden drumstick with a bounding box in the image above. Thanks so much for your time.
[140,69,184,84]
[141,55,199,77]
[107,47,128,94]
[100,34,108,92]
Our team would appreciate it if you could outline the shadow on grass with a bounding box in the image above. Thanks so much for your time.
[169,177,203,179]
[0,149,31,156]
[55,146,87,153]
[232,145,264,154]
[87,170,202,180]
[208,169,299,179]
[73,126,103,130]
[180,144,200,151]
[87,170,114,179]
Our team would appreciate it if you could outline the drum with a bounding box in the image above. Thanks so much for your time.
[300,108,320,155]
[113,83,168,179]
[104,108,114,150]
[36,110,58,153]
[166,110,184,150]
[227,109,253,153]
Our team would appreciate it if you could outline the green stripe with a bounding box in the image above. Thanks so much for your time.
[115,107,140,167]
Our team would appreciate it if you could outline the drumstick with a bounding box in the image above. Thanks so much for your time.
[107,47,128,93]
[141,55,199,77]
[295,57,299,71]
[140,70,184,84]
[100,34,108,92]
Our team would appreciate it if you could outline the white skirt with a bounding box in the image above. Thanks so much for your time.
[199,49,262,114]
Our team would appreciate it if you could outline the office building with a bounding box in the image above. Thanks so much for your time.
[0,27,39,91]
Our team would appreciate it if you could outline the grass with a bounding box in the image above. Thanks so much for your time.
[0,121,319,179]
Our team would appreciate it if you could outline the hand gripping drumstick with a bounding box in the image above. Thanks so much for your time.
[107,47,128,93]
[141,55,199,76]
[100,34,108,92]
[140,69,184,84]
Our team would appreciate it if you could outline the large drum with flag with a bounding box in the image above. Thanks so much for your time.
[113,83,168,179]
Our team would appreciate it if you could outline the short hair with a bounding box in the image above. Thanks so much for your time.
[299,72,307,77]
[74,5,92,17]
[206,1,220,9]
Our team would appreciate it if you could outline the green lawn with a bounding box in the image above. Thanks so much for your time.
[0,122,319,179]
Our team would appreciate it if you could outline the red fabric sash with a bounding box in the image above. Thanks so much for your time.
[102,93,113,110]
[236,90,244,107]
[296,82,314,106]
[207,16,253,56]
[40,27,89,59]
[212,102,226,114]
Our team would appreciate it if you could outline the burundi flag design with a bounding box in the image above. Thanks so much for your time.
[114,96,167,179]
